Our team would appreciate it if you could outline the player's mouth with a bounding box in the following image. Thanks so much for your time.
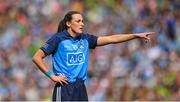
[79,28,83,31]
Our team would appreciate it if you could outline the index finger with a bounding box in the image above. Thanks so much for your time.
[146,32,156,35]
[61,80,68,84]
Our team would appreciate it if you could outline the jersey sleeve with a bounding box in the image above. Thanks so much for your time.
[40,34,59,55]
[83,33,98,49]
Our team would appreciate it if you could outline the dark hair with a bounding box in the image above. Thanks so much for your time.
[57,11,81,32]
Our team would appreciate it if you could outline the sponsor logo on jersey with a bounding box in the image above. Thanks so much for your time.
[67,52,85,65]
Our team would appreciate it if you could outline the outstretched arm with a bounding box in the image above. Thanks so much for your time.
[97,32,154,46]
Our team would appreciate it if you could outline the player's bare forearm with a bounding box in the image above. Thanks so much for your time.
[97,32,154,46]
[32,49,50,74]
[97,34,136,46]
[32,50,68,84]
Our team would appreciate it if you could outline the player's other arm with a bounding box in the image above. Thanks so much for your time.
[32,49,68,85]
[32,49,50,75]
[97,32,154,46]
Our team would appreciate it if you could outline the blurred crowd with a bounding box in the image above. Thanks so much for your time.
[0,0,180,101]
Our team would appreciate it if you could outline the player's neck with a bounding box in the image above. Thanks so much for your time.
[67,29,78,38]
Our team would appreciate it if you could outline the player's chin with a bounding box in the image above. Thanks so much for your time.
[76,30,83,34]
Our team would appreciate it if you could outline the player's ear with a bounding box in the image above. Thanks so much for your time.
[66,21,71,27]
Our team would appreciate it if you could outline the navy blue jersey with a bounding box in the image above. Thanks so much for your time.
[41,30,97,82]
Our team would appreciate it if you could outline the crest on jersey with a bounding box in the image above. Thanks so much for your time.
[79,44,84,49]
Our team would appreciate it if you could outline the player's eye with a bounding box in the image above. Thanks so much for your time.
[76,19,83,23]
[77,20,81,23]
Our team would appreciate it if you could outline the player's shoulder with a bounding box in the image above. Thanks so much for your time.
[49,31,67,40]
[81,32,93,38]
[81,32,97,39]
[55,31,66,37]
